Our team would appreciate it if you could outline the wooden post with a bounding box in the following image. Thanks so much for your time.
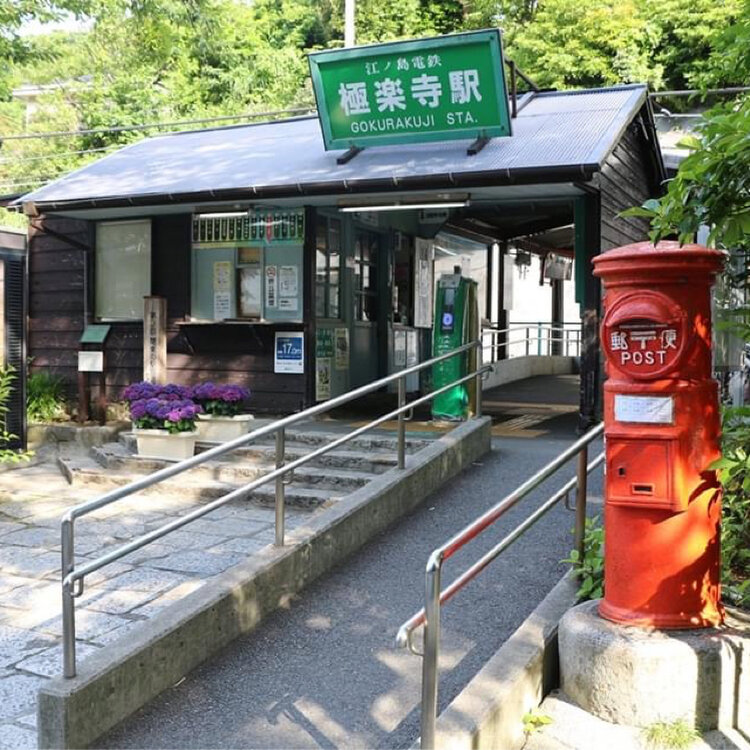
[143,296,167,384]
[77,371,90,423]
[574,193,602,432]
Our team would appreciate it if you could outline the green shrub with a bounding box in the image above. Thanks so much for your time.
[27,370,68,423]
[0,365,33,464]
[563,515,604,600]
[711,407,750,610]
[642,719,700,749]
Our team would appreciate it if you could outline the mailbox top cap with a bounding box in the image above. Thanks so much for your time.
[593,241,724,276]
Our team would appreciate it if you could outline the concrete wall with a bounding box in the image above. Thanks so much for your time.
[38,417,491,749]
[432,573,579,750]
[482,355,578,391]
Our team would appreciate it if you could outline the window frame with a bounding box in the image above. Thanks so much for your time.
[94,219,152,322]
[353,228,378,323]
[315,215,342,320]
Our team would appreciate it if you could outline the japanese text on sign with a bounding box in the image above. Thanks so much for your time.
[309,30,511,150]
[610,325,679,368]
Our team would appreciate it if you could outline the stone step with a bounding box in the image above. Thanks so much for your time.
[57,455,341,509]
[119,426,432,455]
[91,443,375,491]
[525,692,739,750]
[198,443,398,475]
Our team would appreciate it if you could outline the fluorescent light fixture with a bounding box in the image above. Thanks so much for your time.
[339,201,467,213]
[197,211,250,219]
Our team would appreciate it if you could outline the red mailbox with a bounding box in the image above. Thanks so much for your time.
[593,241,724,629]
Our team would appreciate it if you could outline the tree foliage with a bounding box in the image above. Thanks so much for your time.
[0,0,91,96]
[0,0,745,194]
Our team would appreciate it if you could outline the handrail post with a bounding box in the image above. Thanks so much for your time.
[525,326,530,356]
[473,343,483,419]
[61,517,76,678]
[574,444,589,566]
[420,554,443,750]
[275,428,286,546]
[537,322,542,356]
[397,376,406,470]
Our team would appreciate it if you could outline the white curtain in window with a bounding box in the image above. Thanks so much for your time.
[95,220,151,320]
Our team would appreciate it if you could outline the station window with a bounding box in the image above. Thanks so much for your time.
[354,229,378,322]
[95,220,151,320]
[316,216,342,319]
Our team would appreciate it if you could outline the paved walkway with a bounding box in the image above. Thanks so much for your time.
[0,442,316,748]
[99,428,603,749]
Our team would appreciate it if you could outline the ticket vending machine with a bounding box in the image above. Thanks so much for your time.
[431,268,478,420]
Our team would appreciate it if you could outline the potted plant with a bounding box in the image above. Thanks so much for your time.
[123,382,202,460]
[191,382,253,443]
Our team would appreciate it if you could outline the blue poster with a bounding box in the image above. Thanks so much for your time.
[274,332,305,373]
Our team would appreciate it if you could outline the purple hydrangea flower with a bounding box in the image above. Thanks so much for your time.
[191,382,250,416]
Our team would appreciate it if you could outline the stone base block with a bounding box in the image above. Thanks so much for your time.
[559,600,750,731]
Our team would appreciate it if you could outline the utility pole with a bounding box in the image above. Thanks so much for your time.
[344,0,355,47]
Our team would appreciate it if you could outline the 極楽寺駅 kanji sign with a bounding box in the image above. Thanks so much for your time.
[308,30,511,151]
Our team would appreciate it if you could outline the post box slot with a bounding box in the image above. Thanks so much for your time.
[631,483,654,495]
[607,439,673,508]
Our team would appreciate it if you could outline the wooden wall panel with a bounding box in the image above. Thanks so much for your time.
[28,213,311,414]
[598,121,659,252]
[27,216,88,399]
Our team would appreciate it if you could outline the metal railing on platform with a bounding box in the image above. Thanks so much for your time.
[59,342,491,678]
[482,321,582,362]
[396,422,605,749]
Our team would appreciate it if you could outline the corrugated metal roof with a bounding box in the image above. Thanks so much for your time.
[17,84,649,208]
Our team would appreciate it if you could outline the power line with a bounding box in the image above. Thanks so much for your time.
[0,105,315,143]
[0,144,119,165]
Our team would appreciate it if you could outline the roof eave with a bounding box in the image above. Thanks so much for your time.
[19,163,600,215]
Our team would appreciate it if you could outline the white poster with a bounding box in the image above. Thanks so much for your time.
[274,331,305,374]
[279,297,299,312]
[265,265,278,309]
[414,238,434,329]
[213,291,231,320]
[334,327,350,370]
[279,265,299,297]
[394,330,407,367]
[316,358,332,400]
[213,261,232,292]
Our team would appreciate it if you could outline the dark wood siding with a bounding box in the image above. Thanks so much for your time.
[27,216,89,399]
[29,213,308,414]
[598,119,661,251]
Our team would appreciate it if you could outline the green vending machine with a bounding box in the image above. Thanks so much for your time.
[431,268,479,420]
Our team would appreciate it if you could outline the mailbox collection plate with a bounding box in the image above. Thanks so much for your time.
[614,394,674,425]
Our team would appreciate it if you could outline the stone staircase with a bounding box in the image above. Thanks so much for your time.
[57,425,434,510]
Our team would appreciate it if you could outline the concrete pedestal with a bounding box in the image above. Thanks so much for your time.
[559,600,750,731]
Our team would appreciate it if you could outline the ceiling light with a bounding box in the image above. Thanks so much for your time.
[339,201,467,213]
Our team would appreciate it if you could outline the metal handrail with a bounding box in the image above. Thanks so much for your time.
[396,422,605,749]
[60,341,489,678]
[481,323,582,360]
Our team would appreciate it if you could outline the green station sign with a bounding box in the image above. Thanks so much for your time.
[309,30,511,151]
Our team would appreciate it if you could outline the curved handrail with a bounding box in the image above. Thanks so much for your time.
[396,423,605,749]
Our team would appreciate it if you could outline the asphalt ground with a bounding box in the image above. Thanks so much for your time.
[99,426,604,750]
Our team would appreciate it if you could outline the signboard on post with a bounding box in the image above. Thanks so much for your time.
[309,29,511,151]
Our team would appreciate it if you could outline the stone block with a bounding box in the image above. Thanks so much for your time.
[559,600,750,732]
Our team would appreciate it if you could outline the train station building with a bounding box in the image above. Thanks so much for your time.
[12,33,665,426]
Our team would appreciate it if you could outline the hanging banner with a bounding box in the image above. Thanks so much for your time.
[309,29,511,150]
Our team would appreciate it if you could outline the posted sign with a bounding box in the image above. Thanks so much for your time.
[274,332,305,374]
[309,30,511,150]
